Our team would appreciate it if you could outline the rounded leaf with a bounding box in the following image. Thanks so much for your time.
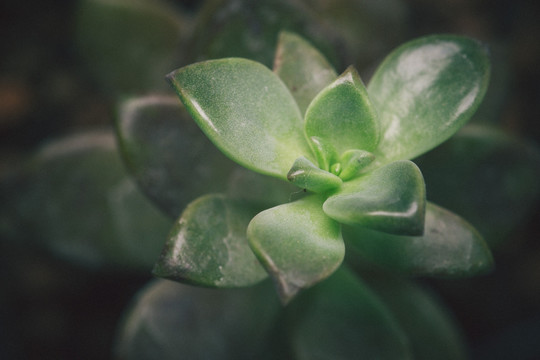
[324,160,426,236]
[168,58,312,179]
[368,35,491,163]
[344,202,494,277]
[247,194,344,304]
[153,194,268,287]
[287,267,412,360]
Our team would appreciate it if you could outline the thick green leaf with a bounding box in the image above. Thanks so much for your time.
[116,95,239,218]
[247,194,344,304]
[338,149,375,181]
[168,58,313,179]
[364,273,468,360]
[415,124,540,247]
[305,66,380,162]
[323,160,426,235]
[154,194,268,287]
[5,130,172,270]
[273,31,337,115]
[287,266,412,360]
[287,156,342,193]
[76,0,187,95]
[115,279,285,360]
[367,35,490,164]
[344,202,493,277]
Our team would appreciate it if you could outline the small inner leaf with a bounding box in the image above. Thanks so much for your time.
[273,31,338,116]
[338,149,375,181]
[323,160,426,236]
[287,156,342,193]
[247,194,344,304]
[305,66,380,157]
[153,194,268,287]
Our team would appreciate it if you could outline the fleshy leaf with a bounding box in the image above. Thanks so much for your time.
[305,66,380,161]
[167,58,312,179]
[116,95,239,218]
[323,160,426,235]
[247,194,344,304]
[115,279,284,360]
[287,266,412,360]
[338,149,375,181]
[154,194,268,287]
[415,124,540,247]
[287,156,342,193]
[367,35,490,164]
[344,202,493,277]
[273,31,338,115]
[364,273,468,360]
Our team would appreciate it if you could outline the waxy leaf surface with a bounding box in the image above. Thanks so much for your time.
[305,66,380,159]
[368,35,490,164]
[324,160,426,235]
[273,31,337,115]
[154,194,268,287]
[247,195,344,304]
[344,202,493,277]
[287,267,412,360]
[168,58,312,179]
[116,95,239,218]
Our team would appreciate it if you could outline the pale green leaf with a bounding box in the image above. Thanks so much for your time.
[168,58,313,179]
[247,194,344,304]
[323,160,426,235]
[368,35,490,164]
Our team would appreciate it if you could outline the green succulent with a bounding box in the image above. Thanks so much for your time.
[146,32,493,304]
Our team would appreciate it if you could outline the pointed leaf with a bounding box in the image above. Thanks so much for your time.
[273,31,337,115]
[154,194,268,287]
[247,195,344,304]
[324,160,426,235]
[287,156,342,193]
[344,202,494,277]
[287,267,412,360]
[167,58,312,179]
[305,66,380,162]
[368,35,491,163]
[415,124,540,247]
[116,95,239,218]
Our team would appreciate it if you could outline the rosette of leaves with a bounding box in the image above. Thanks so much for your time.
[138,32,494,304]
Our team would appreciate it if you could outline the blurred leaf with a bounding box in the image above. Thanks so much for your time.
[344,202,493,277]
[76,0,188,95]
[168,58,312,179]
[115,279,286,360]
[305,66,379,160]
[5,130,172,270]
[273,31,337,115]
[153,194,268,287]
[287,266,412,360]
[116,95,238,218]
[324,160,426,235]
[415,124,540,247]
[367,35,491,164]
[363,273,469,360]
[248,194,344,304]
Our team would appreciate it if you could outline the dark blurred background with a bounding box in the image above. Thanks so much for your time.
[1,0,539,359]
